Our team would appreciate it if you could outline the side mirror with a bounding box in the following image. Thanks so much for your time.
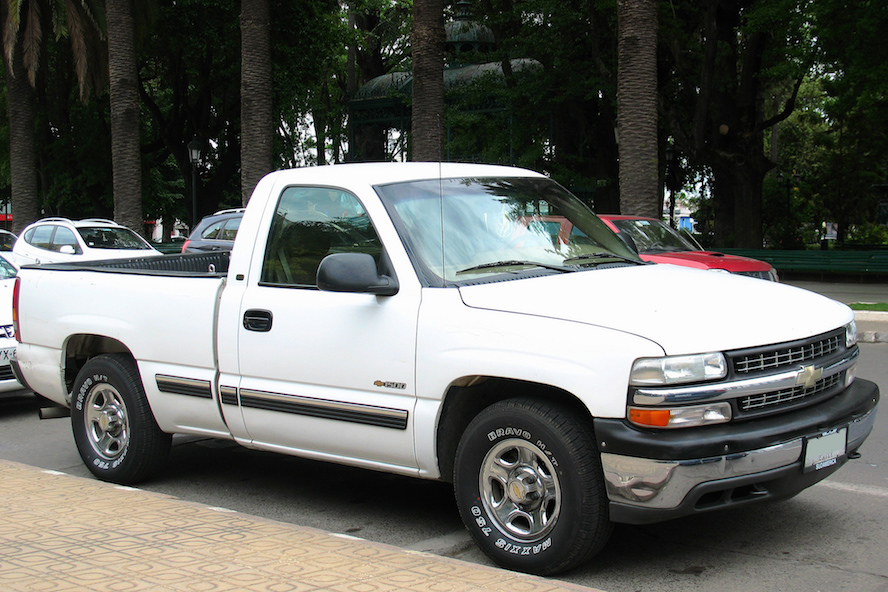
[59,245,77,255]
[316,253,399,296]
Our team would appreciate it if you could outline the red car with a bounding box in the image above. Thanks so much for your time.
[598,215,778,281]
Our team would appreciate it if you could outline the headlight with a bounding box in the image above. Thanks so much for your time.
[630,353,727,386]
[846,321,857,348]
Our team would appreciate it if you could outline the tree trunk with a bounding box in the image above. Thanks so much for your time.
[241,0,273,204]
[616,0,659,218]
[6,37,40,233]
[107,0,145,236]
[411,0,445,162]
[711,157,766,247]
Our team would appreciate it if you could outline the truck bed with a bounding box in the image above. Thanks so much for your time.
[28,251,230,277]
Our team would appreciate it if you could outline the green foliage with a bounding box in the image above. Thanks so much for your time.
[847,223,888,247]
[438,0,620,210]
[1,0,886,242]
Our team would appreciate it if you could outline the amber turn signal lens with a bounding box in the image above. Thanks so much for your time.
[628,407,671,427]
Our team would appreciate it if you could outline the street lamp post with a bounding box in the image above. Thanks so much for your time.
[777,170,801,216]
[188,140,202,229]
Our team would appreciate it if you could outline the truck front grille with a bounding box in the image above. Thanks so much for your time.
[738,373,842,412]
[727,328,849,418]
[733,333,842,374]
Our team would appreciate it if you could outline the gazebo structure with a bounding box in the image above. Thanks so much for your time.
[348,2,540,162]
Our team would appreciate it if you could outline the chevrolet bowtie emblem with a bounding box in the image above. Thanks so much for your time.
[796,365,823,389]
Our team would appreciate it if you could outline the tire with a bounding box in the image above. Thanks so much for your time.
[453,398,612,575]
[71,353,172,484]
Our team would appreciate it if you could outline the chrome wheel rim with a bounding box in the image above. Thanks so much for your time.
[83,383,129,460]
[479,438,561,541]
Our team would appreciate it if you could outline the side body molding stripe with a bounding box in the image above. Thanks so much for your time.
[155,376,408,430]
[239,388,409,430]
[219,385,239,406]
[155,375,213,399]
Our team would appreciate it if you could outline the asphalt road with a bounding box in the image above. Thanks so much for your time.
[1,342,886,592]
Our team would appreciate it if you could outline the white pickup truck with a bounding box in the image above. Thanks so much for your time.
[12,162,879,575]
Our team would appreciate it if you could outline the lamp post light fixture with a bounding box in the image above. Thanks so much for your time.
[187,139,202,229]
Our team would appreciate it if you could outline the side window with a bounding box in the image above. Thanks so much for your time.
[51,227,82,253]
[260,187,382,287]
[28,226,54,250]
[219,217,240,241]
[200,220,225,240]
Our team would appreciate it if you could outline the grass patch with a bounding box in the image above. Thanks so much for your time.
[849,302,888,312]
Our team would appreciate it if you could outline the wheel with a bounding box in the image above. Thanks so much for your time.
[71,353,172,484]
[453,398,612,575]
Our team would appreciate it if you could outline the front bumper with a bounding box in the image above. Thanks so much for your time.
[595,378,879,524]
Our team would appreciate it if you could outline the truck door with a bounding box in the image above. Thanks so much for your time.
[223,185,420,472]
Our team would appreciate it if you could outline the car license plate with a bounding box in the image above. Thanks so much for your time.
[0,347,14,363]
[803,428,847,472]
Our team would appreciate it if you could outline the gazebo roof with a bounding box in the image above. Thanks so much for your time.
[349,3,539,127]
[351,58,540,104]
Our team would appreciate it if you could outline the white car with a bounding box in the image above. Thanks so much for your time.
[0,254,24,394]
[11,218,161,266]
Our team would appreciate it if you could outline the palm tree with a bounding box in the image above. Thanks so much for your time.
[107,0,144,235]
[3,0,104,232]
[616,0,658,217]
[410,0,444,162]
[240,0,273,205]
[4,27,39,234]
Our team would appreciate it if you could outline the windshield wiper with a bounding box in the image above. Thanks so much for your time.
[456,260,574,275]
[562,252,644,267]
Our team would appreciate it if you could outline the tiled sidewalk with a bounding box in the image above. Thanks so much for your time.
[0,460,601,592]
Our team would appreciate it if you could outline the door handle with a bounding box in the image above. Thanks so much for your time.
[243,309,273,332]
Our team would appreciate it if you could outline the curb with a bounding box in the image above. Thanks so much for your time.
[854,310,888,343]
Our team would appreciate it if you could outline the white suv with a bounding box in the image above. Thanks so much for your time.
[11,218,160,266]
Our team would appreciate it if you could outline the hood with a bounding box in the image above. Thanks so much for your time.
[641,251,772,272]
[457,264,852,355]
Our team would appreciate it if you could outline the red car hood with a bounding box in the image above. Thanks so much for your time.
[641,250,772,272]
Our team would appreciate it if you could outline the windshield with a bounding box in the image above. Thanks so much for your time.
[375,176,640,285]
[610,218,699,253]
[78,227,153,250]
[0,255,15,279]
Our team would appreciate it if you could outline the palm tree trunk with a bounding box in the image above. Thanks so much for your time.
[411,0,445,162]
[616,0,659,217]
[6,40,40,233]
[240,0,273,205]
[107,0,144,236]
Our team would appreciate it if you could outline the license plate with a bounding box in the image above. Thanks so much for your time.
[803,427,847,472]
[0,347,14,363]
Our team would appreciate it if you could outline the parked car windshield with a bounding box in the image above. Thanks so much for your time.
[0,255,16,279]
[78,227,154,250]
[375,176,639,285]
[610,218,701,254]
